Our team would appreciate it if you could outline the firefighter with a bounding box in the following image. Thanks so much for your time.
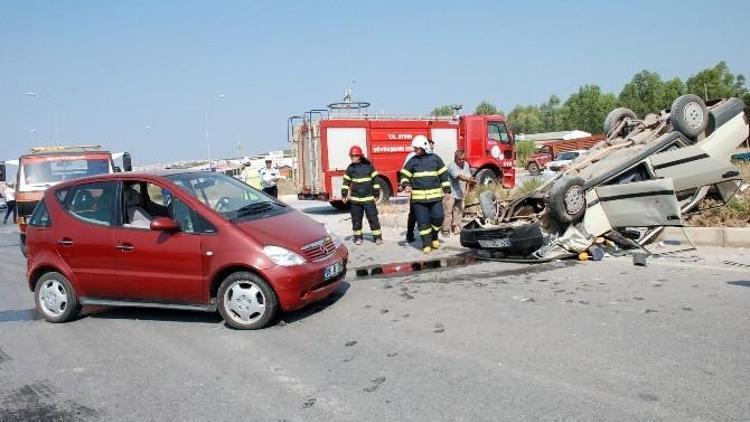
[404,138,434,243]
[341,145,383,245]
[401,135,450,253]
[240,157,262,190]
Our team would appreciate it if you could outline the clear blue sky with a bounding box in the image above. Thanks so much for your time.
[2,0,748,164]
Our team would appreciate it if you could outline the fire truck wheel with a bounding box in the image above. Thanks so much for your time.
[670,94,708,139]
[475,168,498,186]
[603,108,637,137]
[374,176,391,204]
[526,162,541,175]
[330,201,350,210]
[547,176,586,224]
[479,190,498,220]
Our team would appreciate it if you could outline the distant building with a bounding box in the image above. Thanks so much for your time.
[516,130,592,143]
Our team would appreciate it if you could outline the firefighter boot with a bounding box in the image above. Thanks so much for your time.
[422,246,432,254]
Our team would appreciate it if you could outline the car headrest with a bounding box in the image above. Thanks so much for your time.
[124,188,141,207]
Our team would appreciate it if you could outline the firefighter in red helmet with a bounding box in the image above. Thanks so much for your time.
[341,145,383,245]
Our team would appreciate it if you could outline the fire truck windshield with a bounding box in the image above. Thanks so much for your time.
[22,158,111,185]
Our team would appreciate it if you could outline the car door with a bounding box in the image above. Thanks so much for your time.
[54,181,118,299]
[650,142,740,192]
[593,178,682,228]
[112,180,206,304]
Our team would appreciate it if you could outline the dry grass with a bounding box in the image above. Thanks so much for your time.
[686,162,750,227]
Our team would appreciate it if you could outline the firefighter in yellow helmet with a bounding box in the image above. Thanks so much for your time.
[400,135,451,253]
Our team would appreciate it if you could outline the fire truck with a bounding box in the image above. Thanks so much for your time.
[289,101,516,209]
[12,145,131,256]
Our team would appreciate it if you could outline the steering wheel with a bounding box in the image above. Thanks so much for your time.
[215,196,232,212]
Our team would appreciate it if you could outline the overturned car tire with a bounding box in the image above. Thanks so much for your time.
[671,94,708,139]
[479,190,498,220]
[603,107,637,137]
[547,176,586,224]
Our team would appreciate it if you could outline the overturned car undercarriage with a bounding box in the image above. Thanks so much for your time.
[461,95,749,260]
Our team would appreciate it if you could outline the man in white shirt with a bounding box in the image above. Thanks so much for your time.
[3,184,16,224]
[260,158,282,198]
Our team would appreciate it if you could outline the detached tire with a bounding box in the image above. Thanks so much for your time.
[34,272,81,323]
[547,176,586,224]
[374,176,391,204]
[475,168,498,186]
[527,162,541,175]
[671,94,708,138]
[218,271,278,330]
[330,200,350,210]
[603,107,637,137]
[479,190,498,220]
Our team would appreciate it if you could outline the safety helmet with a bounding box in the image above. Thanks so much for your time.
[411,135,430,151]
[349,145,364,156]
[241,157,251,166]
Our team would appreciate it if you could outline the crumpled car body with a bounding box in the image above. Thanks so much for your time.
[462,96,749,259]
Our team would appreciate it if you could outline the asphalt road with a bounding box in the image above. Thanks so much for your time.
[1,202,750,421]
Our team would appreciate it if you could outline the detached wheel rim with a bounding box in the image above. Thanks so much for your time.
[39,279,68,316]
[682,102,705,130]
[224,281,266,324]
[563,185,585,215]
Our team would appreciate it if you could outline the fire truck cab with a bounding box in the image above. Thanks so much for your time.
[290,102,515,209]
[13,145,131,256]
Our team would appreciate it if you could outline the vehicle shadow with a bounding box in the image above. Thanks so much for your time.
[300,205,347,216]
[275,282,350,326]
[83,305,223,325]
[0,308,40,323]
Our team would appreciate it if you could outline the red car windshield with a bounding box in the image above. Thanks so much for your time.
[167,172,287,221]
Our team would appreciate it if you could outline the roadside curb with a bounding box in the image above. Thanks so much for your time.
[659,227,750,248]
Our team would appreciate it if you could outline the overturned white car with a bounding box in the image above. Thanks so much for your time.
[462,95,749,259]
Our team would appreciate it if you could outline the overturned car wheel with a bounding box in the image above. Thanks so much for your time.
[671,94,708,139]
[479,190,498,220]
[603,107,637,137]
[547,176,586,224]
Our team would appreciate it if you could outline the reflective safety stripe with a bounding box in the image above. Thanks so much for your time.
[371,171,379,177]
[437,166,448,175]
[373,184,381,189]
[351,177,372,183]
[400,178,410,186]
[419,228,432,235]
[411,188,444,201]
[400,169,413,177]
[353,230,363,235]
[432,225,441,231]
[343,174,351,180]
[341,186,350,191]
[441,181,451,187]
[350,196,375,202]
[371,229,382,236]
[413,171,439,177]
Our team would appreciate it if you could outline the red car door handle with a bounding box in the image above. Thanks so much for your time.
[58,238,74,246]
[116,243,135,252]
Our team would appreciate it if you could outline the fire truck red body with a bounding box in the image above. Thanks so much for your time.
[291,112,516,208]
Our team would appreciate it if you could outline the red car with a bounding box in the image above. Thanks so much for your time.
[25,171,348,329]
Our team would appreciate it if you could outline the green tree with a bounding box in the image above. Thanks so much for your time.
[686,61,748,100]
[618,70,684,116]
[508,105,543,134]
[563,85,617,134]
[474,100,499,115]
[430,105,454,116]
[539,94,564,132]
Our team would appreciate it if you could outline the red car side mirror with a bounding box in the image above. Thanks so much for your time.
[150,217,180,232]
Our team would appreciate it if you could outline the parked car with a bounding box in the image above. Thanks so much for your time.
[25,171,348,329]
[544,149,589,172]
[463,95,749,259]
